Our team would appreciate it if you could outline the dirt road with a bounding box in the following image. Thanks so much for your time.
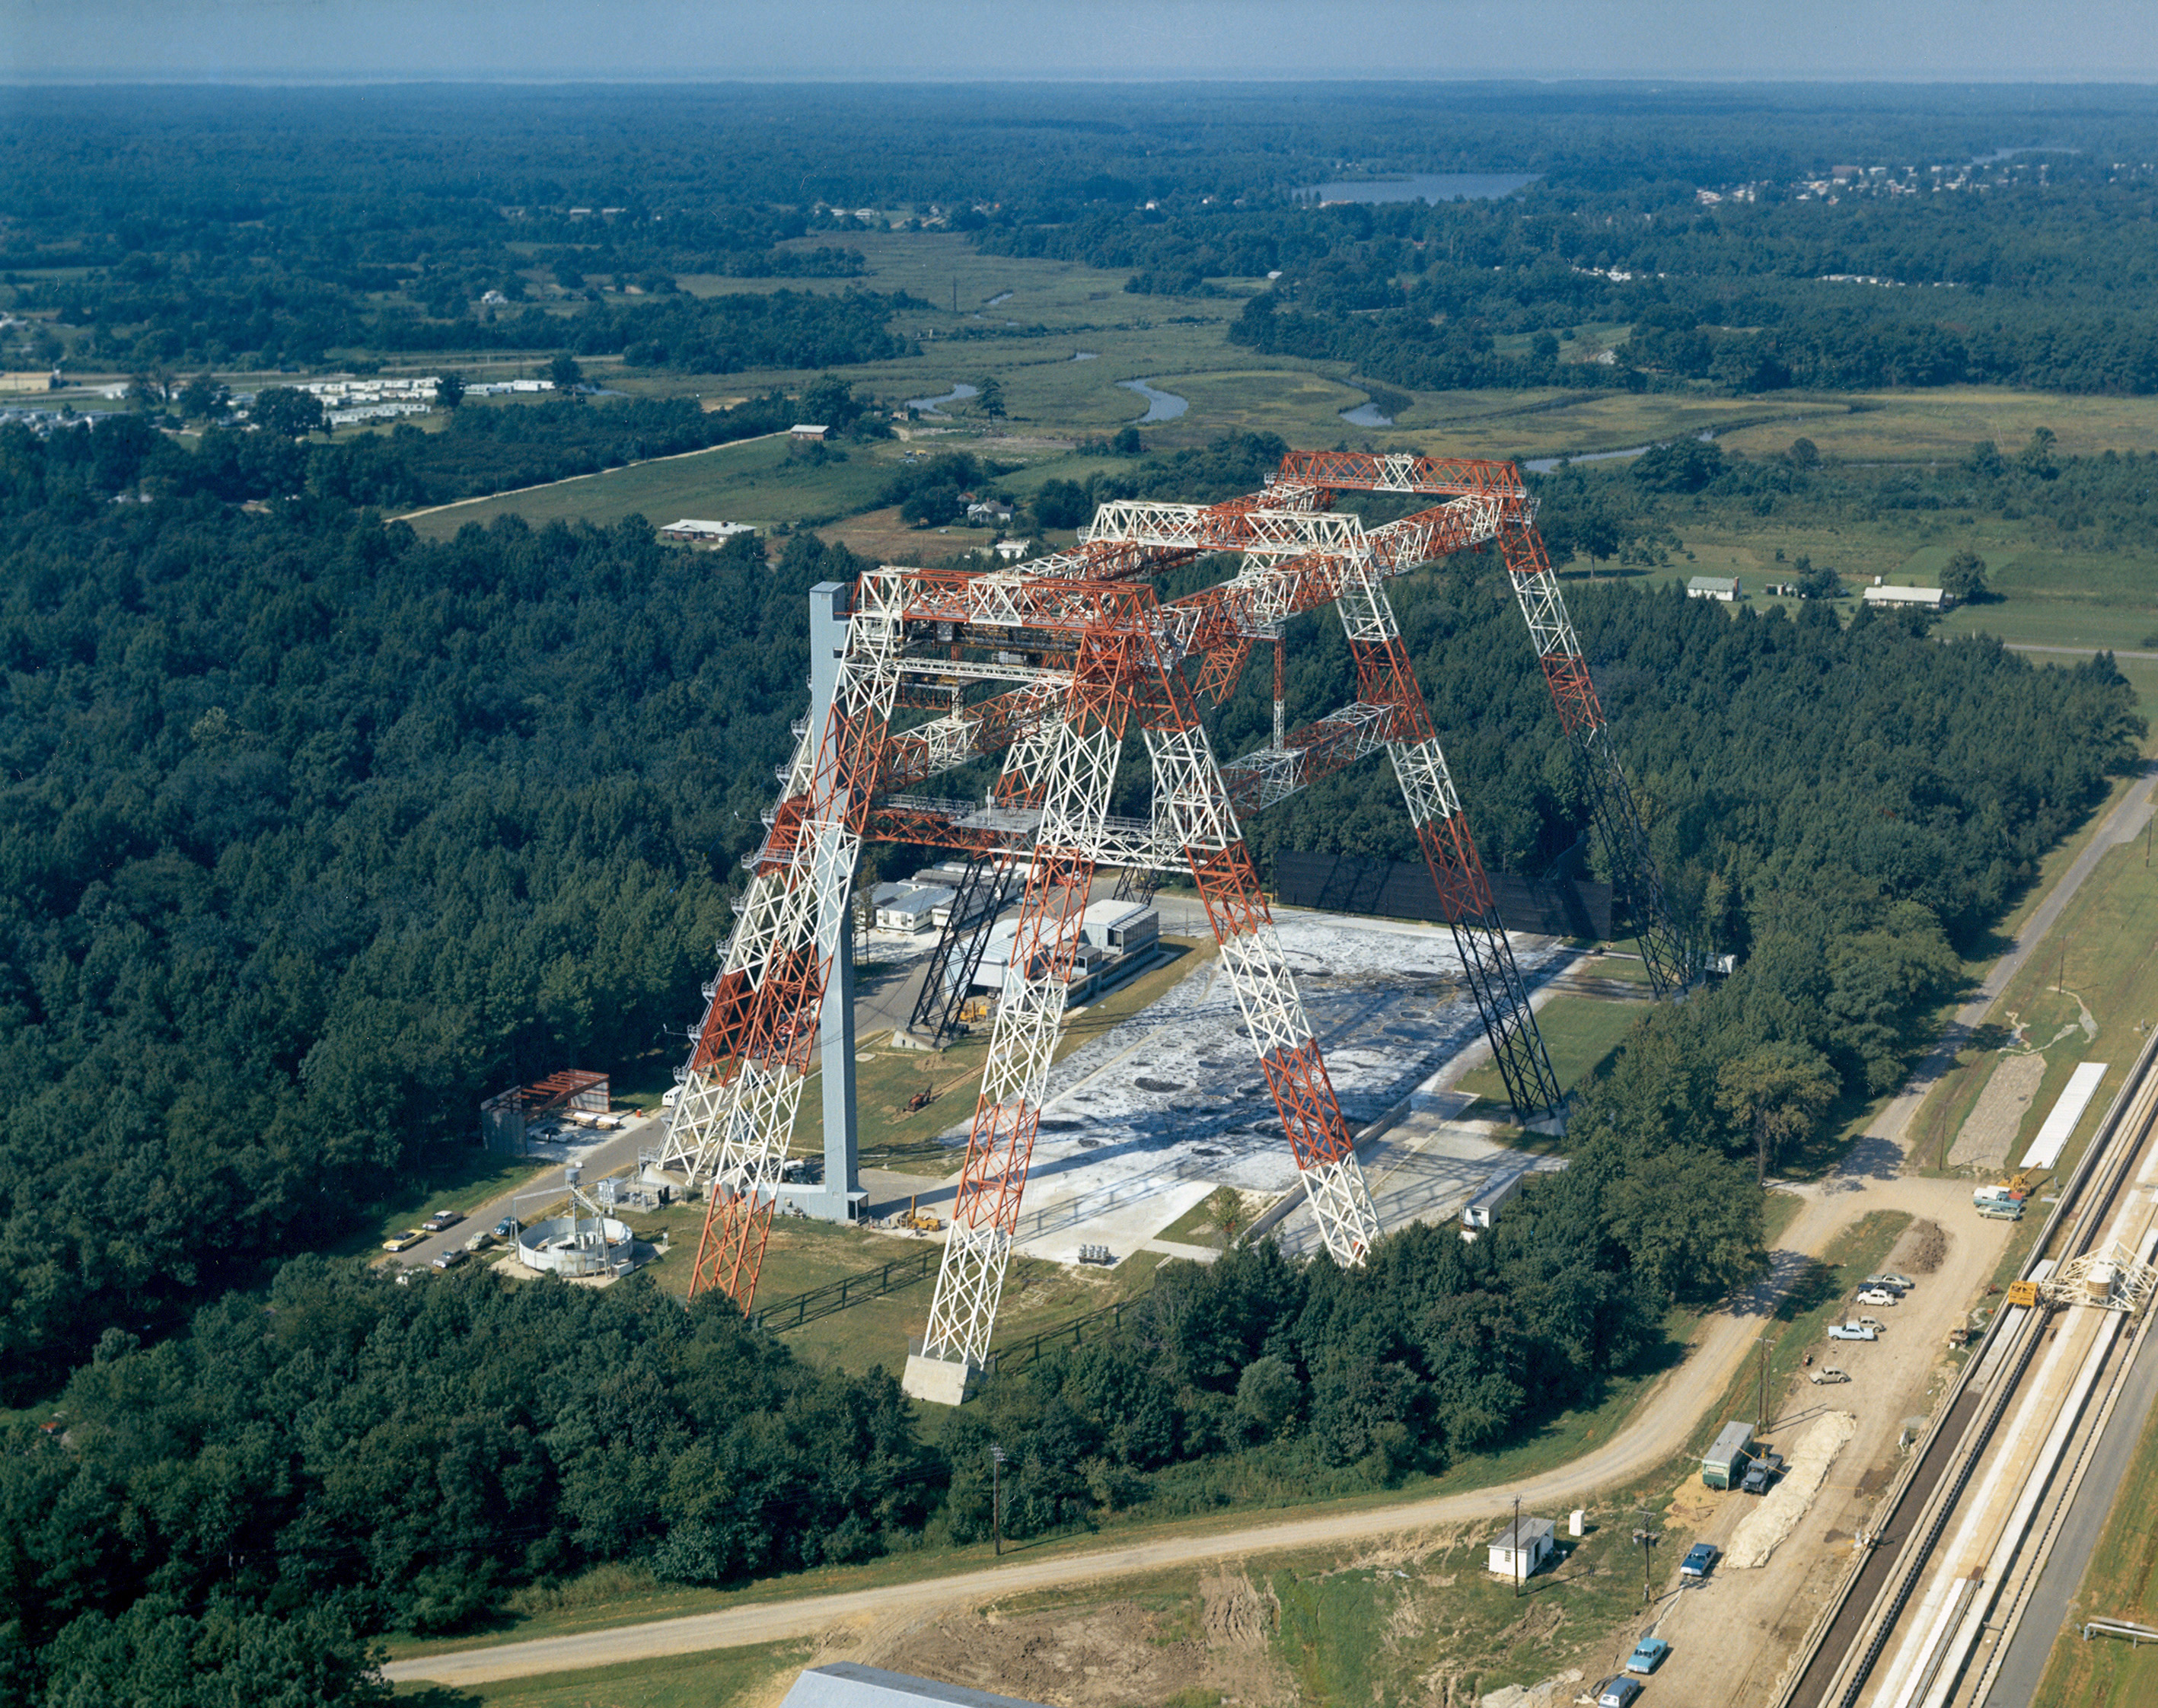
[385,1162,1960,1689]
[386,762,2158,1692]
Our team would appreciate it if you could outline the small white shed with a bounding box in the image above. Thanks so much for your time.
[1487,1514,1555,1580]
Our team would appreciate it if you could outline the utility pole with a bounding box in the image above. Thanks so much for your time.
[990,1444,1007,1557]
[1757,1334,1771,1428]
[1513,1493,1522,1598]
[1632,1521,1659,1604]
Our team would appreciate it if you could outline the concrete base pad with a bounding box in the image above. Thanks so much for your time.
[902,1352,981,1406]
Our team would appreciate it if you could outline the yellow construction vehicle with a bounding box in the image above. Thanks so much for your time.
[899,1195,942,1232]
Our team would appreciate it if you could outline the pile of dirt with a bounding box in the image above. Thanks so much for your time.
[1946,1053,2045,1171]
[1727,1410,1859,1569]
[1200,1571,1277,1650]
[1898,1218,1948,1275]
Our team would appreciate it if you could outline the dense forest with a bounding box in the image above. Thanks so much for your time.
[13,85,2158,392]
[1,391,2143,1705]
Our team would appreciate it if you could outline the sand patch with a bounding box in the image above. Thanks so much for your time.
[1726,1410,1859,1569]
[1946,1052,2046,1171]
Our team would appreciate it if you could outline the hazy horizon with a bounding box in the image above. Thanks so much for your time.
[9,0,2158,86]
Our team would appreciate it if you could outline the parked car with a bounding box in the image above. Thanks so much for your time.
[1626,1637,1671,1675]
[1857,1315,1888,1332]
[1680,1542,1720,1579]
[1864,1273,1912,1292]
[463,1231,495,1253]
[493,1217,517,1238]
[1810,1365,1851,1385]
[422,1208,464,1232]
[430,1248,467,1270]
[1828,1321,1879,1341]
[382,1229,427,1253]
[1854,1288,1900,1307]
[1595,1678,1644,1708]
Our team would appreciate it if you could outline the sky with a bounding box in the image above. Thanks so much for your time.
[8,0,2158,84]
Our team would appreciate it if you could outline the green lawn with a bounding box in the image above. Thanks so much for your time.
[1905,784,2158,1183]
[1454,992,1652,1112]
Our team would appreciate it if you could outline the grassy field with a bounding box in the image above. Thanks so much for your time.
[1453,991,1653,1112]
[398,431,894,540]
[394,1514,1686,1708]
[1902,802,2158,1182]
[1626,519,2158,662]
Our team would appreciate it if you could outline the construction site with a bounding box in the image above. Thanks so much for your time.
[623,448,1688,1404]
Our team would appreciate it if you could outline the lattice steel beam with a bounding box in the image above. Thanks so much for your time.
[671,571,908,1310]
[1337,560,1565,1123]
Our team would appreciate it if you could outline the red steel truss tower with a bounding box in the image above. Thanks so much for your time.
[662,453,1642,1402]
[1271,451,1693,998]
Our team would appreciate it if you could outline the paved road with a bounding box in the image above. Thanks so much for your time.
[385,1117,664,1273]
[2003,643,2158,662]
[1981,1308,2158,1703]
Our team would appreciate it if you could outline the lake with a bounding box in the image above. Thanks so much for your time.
[1300,172,1540,205]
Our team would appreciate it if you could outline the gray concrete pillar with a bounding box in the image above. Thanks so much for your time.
[805,581,862,1221]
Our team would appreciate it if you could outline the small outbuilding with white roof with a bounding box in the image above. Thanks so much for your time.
[1487,1514,1555,1580]
[779,1665,1052,1708]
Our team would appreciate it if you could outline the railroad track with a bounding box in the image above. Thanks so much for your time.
[1771,1025,2158,1708]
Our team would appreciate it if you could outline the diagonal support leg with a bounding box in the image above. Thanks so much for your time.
[676,572,908,1311]
[1337,565,1565,1124]
[907,652,1130,1400]
[1496,521,1691,995]
[1145,699,1381,1267]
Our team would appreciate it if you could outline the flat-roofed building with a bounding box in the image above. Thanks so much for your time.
[1862,583,1948,610]
[659,519,757,544]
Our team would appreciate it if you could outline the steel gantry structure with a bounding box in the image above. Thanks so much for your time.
[658,447,1684,1404]
[1269,451,1693,997]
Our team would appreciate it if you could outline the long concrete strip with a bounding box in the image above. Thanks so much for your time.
[1866,757,2158,1155]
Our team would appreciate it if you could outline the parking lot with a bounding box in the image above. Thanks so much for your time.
[1609,1180,2016,1706]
